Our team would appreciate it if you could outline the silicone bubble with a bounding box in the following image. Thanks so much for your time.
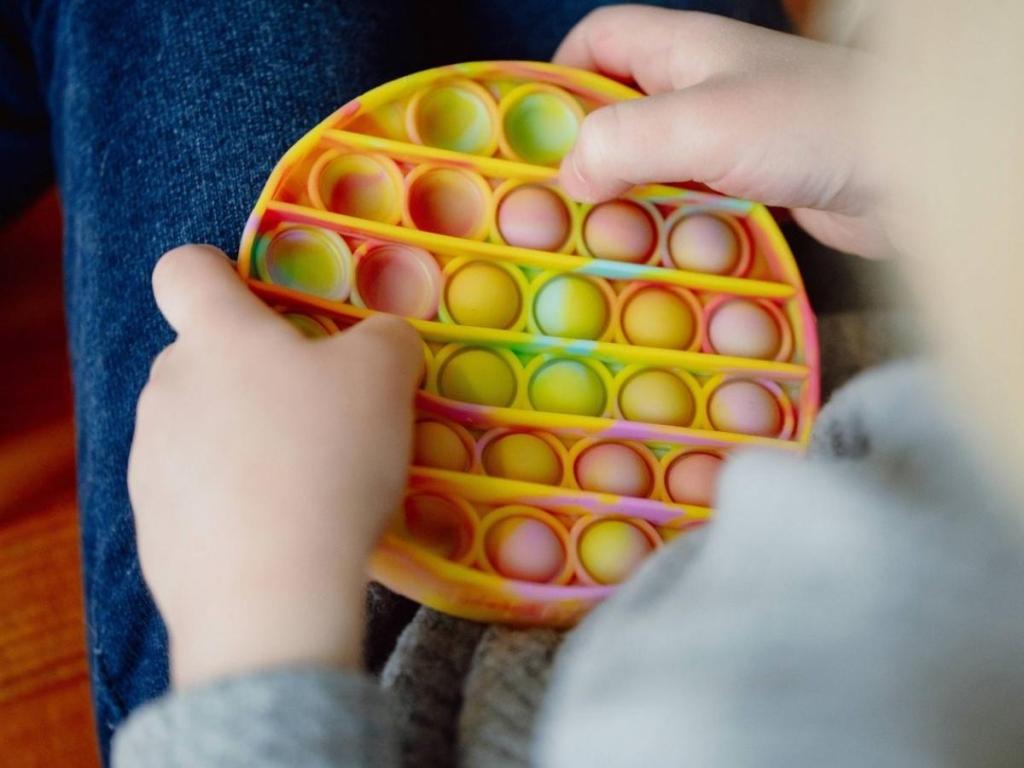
[406,166,490,239]
[708,380,783,436]
[483,507,568,582]
[444,261,523,330]
[482,431,564,486]
[618,369,695,427]
[576,519,656,585]
[665,452,724,507]
[438,347,518,407]
[284,313,335,338]
[583,200,658,263]
[500,84,583,166]
[413,419,473,472]
[354,243,441,319]
[407,80,498,155]
[529,359,606,416]
[667,213,743,274]
[620,286,698,350]
[495,183,572,251]
[254,226,351,300]
[309,151,403,223]
[707,299,784,360]
[575,442,654,498]
[403,494,475,561]
[532,274,610,340]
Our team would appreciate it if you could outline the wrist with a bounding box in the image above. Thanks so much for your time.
[168,577,367,690]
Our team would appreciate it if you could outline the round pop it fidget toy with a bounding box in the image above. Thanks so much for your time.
[239,62,820,626]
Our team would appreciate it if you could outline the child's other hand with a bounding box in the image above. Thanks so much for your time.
[555,6,887,257]
[128,245,421,689]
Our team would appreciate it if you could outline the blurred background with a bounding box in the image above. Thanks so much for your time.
[0,1,899,765]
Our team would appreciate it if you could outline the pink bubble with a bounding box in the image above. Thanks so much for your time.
[583,200,657,262]
[497,184,572,250]
[485,512,566,583]
[355,244,441,319]
[708,380,783,436]
[574,442,654,497]
[668,214,742,274]
[665,452,724,506]
[708,299,783,359]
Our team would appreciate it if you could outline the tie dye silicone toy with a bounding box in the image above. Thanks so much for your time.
[238,62,820,626]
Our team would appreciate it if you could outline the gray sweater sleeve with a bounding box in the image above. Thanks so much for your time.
[536,362,1024,767]
[112,668,399,768]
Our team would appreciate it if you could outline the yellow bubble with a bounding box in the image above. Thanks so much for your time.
[533,275,609,339]
[577,520,654,584]
[621,287,697,349]
[618,369,695,426]
[445,262,522,329]
[529,360,606,416]
[413,420,472,471]
[482,432,563,485]
[438,347,518,407]
[411,82,496,155]
[284,313,330,338]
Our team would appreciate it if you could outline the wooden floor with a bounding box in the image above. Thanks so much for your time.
[0,192,100,767]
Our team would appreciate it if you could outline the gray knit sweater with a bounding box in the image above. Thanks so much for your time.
[113,362,1024,767]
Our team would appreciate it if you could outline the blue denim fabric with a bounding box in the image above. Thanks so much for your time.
[3,0,788,762]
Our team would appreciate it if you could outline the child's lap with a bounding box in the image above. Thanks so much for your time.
[11,0,787,760]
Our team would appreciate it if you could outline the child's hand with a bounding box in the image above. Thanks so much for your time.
[128,245,421,689]
[555,6,887,257]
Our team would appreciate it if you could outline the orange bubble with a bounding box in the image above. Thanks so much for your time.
[413,420,472,471]
[621,286,697,349]
[313,152,402,223]
[485,510,566,582]
[575,442,654,497]
[665,452,724,506]
[482,432,563,485]
[403,494,474,560]
[708,380,783,436]
[618,369,695,426]
[407,167,489,238]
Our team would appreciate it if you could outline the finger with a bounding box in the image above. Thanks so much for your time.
[326,315,424,399]
[561,88,740,202]
[560,83,854,207]
[554,6,755,94]
[152,244,284,338]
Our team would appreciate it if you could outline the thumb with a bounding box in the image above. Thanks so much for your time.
[153,244,285,338]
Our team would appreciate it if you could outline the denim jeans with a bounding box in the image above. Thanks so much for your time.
[1,0,788,761]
